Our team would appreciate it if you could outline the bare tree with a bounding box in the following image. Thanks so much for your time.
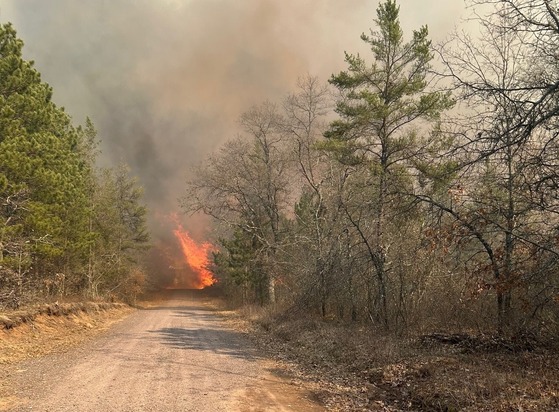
[281,75,342,317]
[183,102,291,304]
[422,0,559,331]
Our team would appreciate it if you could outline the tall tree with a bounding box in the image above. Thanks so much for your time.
[423,0,559,331]
[89,164,149,298]
[282,75,342,317]
[0,23,90,299]
[183,102,291,304]
[324,0,452,327]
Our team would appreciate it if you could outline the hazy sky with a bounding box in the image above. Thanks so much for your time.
[0,0,466,237]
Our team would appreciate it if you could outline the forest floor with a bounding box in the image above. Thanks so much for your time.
[223,306,559,411]
[2,293,559,411]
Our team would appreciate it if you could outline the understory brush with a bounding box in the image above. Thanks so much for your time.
[238,305,559,411]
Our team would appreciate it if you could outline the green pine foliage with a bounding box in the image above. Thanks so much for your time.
[325,0,452,156]
[214,229,266,304]
[323,0,453,328]
[0,22,88,278]
[0,23,149,307]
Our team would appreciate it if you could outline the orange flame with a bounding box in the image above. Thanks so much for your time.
[172,223,217,289]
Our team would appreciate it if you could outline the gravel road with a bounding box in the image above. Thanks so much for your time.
[8,290,323,411]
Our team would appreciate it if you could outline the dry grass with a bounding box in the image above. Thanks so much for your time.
[0,301,129,330]
[0,302,133,412]
[0,302,133,364]
[226,306,559,411]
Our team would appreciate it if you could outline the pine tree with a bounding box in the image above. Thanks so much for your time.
[0,23,90,296]
[324,0,452,327]
[89,164,149,298]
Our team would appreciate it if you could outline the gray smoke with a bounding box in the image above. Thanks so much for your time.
[0,0,465,239]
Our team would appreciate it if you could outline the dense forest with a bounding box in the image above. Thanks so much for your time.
[5,2,559,410]
[0,23,149,308]
[185,0,559,337]
[3,0,559,341]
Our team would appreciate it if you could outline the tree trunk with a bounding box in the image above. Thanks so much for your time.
[375,154,389,329]
[268,274,276,304]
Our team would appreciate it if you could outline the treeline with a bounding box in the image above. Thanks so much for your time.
[0,24,149,308]
[185,0,559,336]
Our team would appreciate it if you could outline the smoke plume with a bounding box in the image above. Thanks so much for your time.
[0,0,464,286]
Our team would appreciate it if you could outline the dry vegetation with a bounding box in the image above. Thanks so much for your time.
[185,2,559,408]
[2,290,558,411]
[225,305,559,411]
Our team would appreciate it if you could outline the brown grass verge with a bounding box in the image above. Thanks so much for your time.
[0,301,129,330]
[223,306,559,411]
[0,302,133,364]
[0,301,134,411]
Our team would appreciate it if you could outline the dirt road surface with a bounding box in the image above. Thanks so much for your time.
[6,290,323,411]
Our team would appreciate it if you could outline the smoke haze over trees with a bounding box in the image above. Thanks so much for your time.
[5,2,559,410]
[0,0,464,229]
[4,0,559,337]
[0,0,465,291]
[0,24,149,306]
[183,0,559,337]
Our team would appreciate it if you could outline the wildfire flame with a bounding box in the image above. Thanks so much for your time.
[172,223,217,289]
